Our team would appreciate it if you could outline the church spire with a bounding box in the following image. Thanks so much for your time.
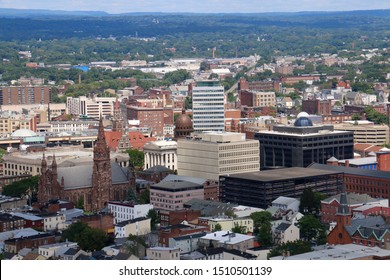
[94,117,110,161]
[336,183,351,226]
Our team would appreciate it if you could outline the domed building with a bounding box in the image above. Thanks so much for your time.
[174,109,193,139]
[294,116,313,127]
[11,129,37,138]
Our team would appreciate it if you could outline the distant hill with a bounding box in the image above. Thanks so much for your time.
[0,8,108,18]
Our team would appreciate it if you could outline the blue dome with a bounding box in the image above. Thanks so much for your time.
[294,117,313,127]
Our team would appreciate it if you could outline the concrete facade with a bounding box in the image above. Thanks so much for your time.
[144,140,178,171]
[177,132,260,181]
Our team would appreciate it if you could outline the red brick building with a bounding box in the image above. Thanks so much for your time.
[310,163,390,201]
[238,78,281,92]
[0,86,51,105]
[320,193,387,224]
[159,209,201,227]
[0,213,25,232]
[76,213,114,234]
[3,233,56,253]
[127,106,164,138]
[302,99,331,116]
[158,224,209,247]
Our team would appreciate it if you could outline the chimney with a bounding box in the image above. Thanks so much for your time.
[344,160,349,167]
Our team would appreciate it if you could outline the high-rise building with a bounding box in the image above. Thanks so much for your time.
[255,116,354,169]
[192,80,225,132]
[177,132,259,181]
[0,86,51,105]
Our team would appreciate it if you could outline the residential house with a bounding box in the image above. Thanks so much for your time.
[146,247,180,260]
[199,231,255,251]
[168,232,206,254]
[114,217,151,238]
[272,222,300,245]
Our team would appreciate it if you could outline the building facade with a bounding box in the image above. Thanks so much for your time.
[333,121,389,145]
[107,202,153,224]
[192,80,225,132]
[143,141,178,171]
[177,132,260,181]
[256,117,354,169]
[150,180,204,211]
[0,86,51,105]
[220,167,343,209]
[37,118,135,212]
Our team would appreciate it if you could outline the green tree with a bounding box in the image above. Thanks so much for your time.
[124,234,147,258]
[75,196,84,210]
[2,176,39,203]
[213,223,222,232]
[147,209,160,230]
[62,221,113,251]
[298,215,327,245]
[139,189,150,204]
[231,222,246,234]
[162,69,192,85]
[224,209,237,218]
[250,211,273,246]
[299,188,326,215]
[127,149,144,169]
[268,240,312,258]
[185,96,192,109]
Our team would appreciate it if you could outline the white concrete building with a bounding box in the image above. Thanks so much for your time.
[38,241,78,259]
[66,96,116,118]
[40,213,66,232]
[177,132,260,181]
[146,247,180,260]
[143,140,178,171]
[114,217,151,238]
[272,222,300,245]
[168,232,206,254]
[49,120,98,133]
[192,80,225,132]
[107,202,153,224]
[271,196,300,213]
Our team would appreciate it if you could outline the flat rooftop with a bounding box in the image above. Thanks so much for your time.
[223,167,342,182]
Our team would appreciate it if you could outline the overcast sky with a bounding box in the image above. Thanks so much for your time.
[0,0,389,14]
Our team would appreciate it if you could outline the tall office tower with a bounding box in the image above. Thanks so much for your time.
[192,80,225,132]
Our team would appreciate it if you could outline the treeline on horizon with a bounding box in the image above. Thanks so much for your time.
[0,10,389,62]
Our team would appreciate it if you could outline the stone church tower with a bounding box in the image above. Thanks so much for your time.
[91,117,113,211]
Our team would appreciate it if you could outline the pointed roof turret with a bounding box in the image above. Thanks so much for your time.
[41,152,47,168]
[337,184,350,216]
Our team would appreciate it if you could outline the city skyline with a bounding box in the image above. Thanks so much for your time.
[0,0,389,14]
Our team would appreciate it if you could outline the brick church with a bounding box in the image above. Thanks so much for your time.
[38,117,135,212]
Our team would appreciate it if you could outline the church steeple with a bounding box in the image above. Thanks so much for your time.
[112,98,124,132]
[94,117,110,162]
[336,183,351,227]
[91,116,112,212]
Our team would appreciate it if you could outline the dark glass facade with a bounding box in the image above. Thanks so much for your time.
[255,126,354,169]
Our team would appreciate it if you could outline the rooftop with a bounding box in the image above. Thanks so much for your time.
[270,244,390,260]
[322,193,386,206]
[309,163,390,180]
[222,167,342,182]
[201,230,255,244]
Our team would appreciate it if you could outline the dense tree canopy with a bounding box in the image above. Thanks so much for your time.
[61,221,114,252]
[2,176,39,203]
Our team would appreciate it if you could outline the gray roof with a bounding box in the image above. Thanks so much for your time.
[275,222,292,232]
[345,216,386,236]
[222,167,342,182]
[151,180,202,191]
[143,165,172,174]
[184,198,238,216]
[322,192,382,205]
[172,232,207,241]
[272,196,299,206]
[309,163,390,179]
[163,174,207,185]
[57,162,130,189]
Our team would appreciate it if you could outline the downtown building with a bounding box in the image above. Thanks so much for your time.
[192,80,225,132]
[255,116,354,169]
[177,132,260,181]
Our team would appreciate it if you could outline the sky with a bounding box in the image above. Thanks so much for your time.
[0,0,389,14]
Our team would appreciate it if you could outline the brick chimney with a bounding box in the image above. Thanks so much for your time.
[344,160,350,167]
[377,152,390,171]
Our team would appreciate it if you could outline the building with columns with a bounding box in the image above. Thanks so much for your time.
[143,141,178,171]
